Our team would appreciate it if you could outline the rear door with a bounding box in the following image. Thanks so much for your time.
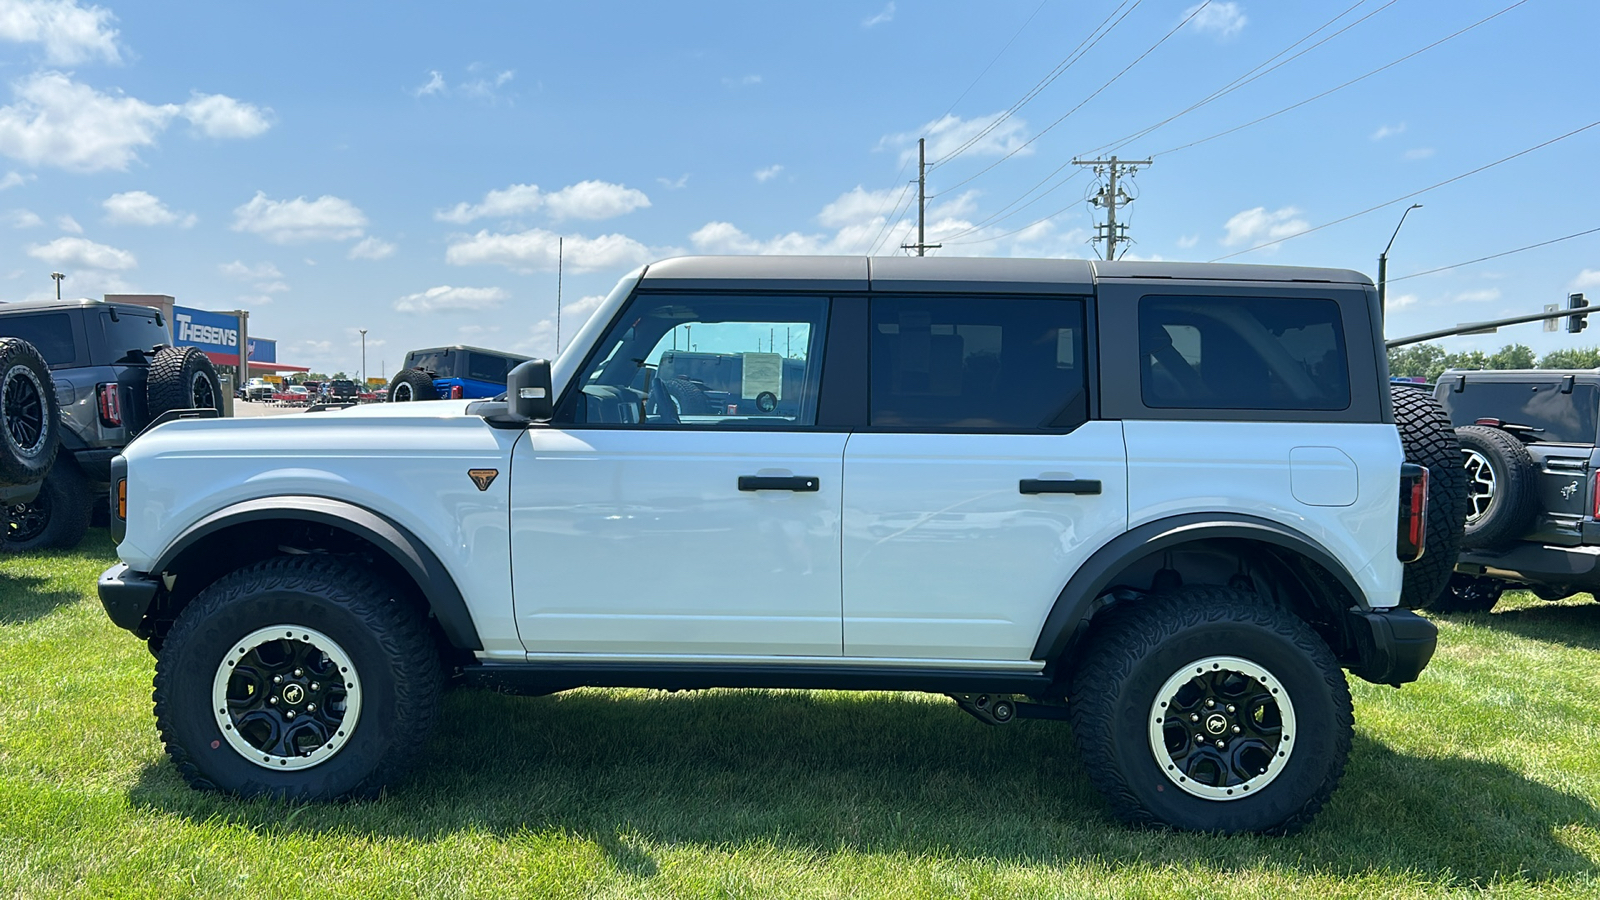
[841,294,1128,662]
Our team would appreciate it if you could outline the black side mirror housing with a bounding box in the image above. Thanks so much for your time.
[507,359,554,420]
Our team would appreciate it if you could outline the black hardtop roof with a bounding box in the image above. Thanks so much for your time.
[636,255,1371,293]
[406,344,531,360]
[0,297,165,315]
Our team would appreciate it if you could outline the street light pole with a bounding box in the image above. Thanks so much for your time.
[359,329,367,389]
[1378,203,1423,317]
[50,272,63,299]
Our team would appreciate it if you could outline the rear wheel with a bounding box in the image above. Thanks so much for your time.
[1429,573,1504,613]
[2,461,90,551]
[388,368,435,403]
[1068,586,1352,835]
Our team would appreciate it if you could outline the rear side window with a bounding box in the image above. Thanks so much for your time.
[869,296,1087,430]
[1139,296,1350,411]
[466,352,513,383]
[0,313,76,365]
[407,350,452,375]
[1442,381,1598,443]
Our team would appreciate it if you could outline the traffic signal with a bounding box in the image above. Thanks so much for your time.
[1568,292,1589,333]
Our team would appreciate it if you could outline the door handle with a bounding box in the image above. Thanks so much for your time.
[739,475,820,492]
[1019,478,1101,495]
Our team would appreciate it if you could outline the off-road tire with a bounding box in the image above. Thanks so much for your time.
[388,368,435,403]
[1456,424,1538,550]
[662,377,715,415]
[0,337,59,489]
[1067,586,1353,835]
[1390,385,1468,607]
[1430,574,1505,613]
[2,460,90,551]
[147,346,223,420]
[153,556,441,800]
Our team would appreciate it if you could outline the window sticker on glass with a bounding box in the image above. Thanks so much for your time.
[740,352,783,399]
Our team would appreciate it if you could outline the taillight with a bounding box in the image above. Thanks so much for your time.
[450,384,463,399]
[1397,463,1429,563]
[1592,471,1600,519]
[97,383,121,426]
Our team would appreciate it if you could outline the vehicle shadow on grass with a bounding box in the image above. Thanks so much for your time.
[0,568,83,625]
[128,688,1599,886]
[1476,598,1600,653]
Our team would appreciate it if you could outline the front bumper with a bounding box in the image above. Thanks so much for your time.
[1346,607,1437,686]
[98,563,160,633]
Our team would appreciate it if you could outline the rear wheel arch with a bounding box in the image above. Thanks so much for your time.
[144,496,482,653]
[1033,514,1366,676]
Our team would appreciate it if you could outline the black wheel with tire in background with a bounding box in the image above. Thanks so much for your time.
[1389,385,1468,608]
[388,368,435,403]
[1430,573,1505,613]
[662,377,715,415]
[0,337,59,491]
[1068,586,1352,835]
[147,346,222,421]
[2,460,91,551]
[153,556,441,800]
[1455,424,1538,550]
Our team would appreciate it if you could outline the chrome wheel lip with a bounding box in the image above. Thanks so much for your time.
[1148,655,1296,802]
[1463,448,1496,525]
[212,625,363,771]
[2,363,50,456]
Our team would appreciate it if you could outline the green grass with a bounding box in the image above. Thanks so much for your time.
[3,535,1600,898]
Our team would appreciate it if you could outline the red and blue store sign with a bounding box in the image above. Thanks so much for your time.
[172,306,242,365]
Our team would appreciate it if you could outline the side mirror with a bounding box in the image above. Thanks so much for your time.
[507,359,553,420]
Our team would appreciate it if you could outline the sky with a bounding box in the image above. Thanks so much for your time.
[0,0,1594,378]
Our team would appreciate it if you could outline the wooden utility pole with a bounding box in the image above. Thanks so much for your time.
[901,138,942,257]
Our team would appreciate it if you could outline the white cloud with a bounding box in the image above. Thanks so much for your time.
[1404,147,1435,160]
[347,236,396,260]
[235,293,273,306]
[657,173,689,190]
[888,112,1032,166]
[0,170,29,189]
[754,164,783,183]
[0,0,120,64]
[414,70,445,97]
[863,2,895,27]
[27,234,135,269]
[437,180,649,223]
[102,189,195,227]
[231,191,368,243]
[0,71,176,172]
[5,207,39,227]
[460,68,514,100]
[1176,234,1200,249]
[54,213,78,232]
[1573,269,1600,290]
[1371,123,1406,141]
[1221,206,1308,248]
[219,260,281,280]
[1454,288,1501,303]
[512,293,609,357]
[394,284,509,313]
[254,280,289,294]
[722,74,761,87]
[1388,293,1419,310]
[181,92,272,139]
[445,228,657,273]
[1186,1,1246,38]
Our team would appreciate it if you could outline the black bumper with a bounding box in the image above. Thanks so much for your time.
[1346,607,1436,686]
[98,563,160,633]
[1456,542,1600,592]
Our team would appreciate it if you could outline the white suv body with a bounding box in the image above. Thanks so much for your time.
[99,256,1436,835]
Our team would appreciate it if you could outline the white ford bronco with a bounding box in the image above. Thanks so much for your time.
[98,256,1438,834]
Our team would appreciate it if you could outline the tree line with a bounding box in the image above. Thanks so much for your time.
[1387,344,1600,382]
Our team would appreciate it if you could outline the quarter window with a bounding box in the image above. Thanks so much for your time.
[2,313,75,366]
[1139,296,1350,411]
[869,296,1087,430]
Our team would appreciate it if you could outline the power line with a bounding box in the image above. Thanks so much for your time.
[935,0,1051,121]
[1155,0,1532,158]
[865,180,916,256]
[1390,226,1600,283]
[929,0,1143,171]
[1210,119,1600,261]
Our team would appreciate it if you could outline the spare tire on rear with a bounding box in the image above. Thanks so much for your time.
[1456,424,1538,550]
[388,368,435,402]
[0,337,60,490]
[1390,385,1468,608]
[147,346,222,421]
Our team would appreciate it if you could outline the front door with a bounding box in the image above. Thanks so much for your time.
[510,292,845,658]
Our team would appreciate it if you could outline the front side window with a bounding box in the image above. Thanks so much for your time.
[1139,296,1350,410]
[869,295,1087,430]
[566,294,827,427]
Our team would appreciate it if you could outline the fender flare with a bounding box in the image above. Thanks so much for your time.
[153,495,483,651]
[1031,512,1367,663]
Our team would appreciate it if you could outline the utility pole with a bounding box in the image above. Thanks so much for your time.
[359,329,367,389]
[1073,155,1150,260]
[50,272,63,299]
[900,137,942,257]
[555,237,563,356]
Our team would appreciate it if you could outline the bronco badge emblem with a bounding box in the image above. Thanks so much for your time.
[468,469,498,491]
[1562,481,1579,500]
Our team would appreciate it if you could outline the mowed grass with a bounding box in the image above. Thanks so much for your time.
[2,535,1599,898]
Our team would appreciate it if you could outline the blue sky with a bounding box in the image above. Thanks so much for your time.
[0,0,1593,377]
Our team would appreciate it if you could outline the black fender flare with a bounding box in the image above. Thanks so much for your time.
[153,495,483,650]
[1031,512,1368,664]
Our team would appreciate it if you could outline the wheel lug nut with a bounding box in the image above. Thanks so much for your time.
[272,675,283,684]
[1216,740,1226,750]
[268,697,277,705]
[1205,699,1215,708]
[293,669,303,677]
[1226,705,1235,713]
[306,703,316,711]
[310,683,320,692]
[1232,725,1241,734]
[286,710,296,719]
[1194,735,1205,744]
[1190,714,1199,722]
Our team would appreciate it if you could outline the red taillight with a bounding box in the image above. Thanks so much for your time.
[1397,463,1429,563]
[97,383,121,426]
[450,384,463,399]
[1592,471,1600,519]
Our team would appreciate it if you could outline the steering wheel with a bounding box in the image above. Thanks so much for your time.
[644,374,680,424]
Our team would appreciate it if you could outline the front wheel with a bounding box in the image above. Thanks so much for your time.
[153,556,441,800]
[1068,586,1352,835]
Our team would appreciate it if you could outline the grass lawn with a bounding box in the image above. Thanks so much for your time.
[3,533,1599,898]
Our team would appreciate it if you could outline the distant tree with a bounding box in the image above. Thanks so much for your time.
[1388,343,1446,381]
[1539,347,1600,369]
[1486,344,1536,369]
[331,371,348,380]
